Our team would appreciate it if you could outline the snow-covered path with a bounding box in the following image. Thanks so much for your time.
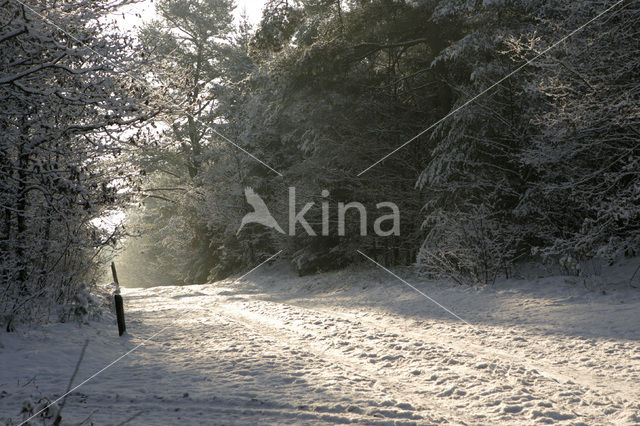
[2,263,640,424]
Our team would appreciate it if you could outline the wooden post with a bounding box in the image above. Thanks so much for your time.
[111,261,119,287]
[111,262,126,336]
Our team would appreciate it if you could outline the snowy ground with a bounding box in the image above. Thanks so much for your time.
[2,259,640,425]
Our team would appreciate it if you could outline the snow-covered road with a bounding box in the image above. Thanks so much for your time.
[2,263,640,424]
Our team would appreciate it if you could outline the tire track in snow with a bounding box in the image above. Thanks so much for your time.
[124,284,640,424]
[219,297,635,424]
[307,305,640,402]
[212,306,454,424]
[124,289,440,424]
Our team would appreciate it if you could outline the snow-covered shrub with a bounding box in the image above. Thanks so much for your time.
[419,207,516,285]
[56,284,104,324]
[12,396,59,426]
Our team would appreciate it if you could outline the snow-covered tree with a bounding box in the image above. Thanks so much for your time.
[0,0,155,326]
[512,0,640,263]
[415,0,542,283]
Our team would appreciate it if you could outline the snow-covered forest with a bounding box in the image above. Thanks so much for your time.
[1,0,640,424]
[2,0,638,321]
